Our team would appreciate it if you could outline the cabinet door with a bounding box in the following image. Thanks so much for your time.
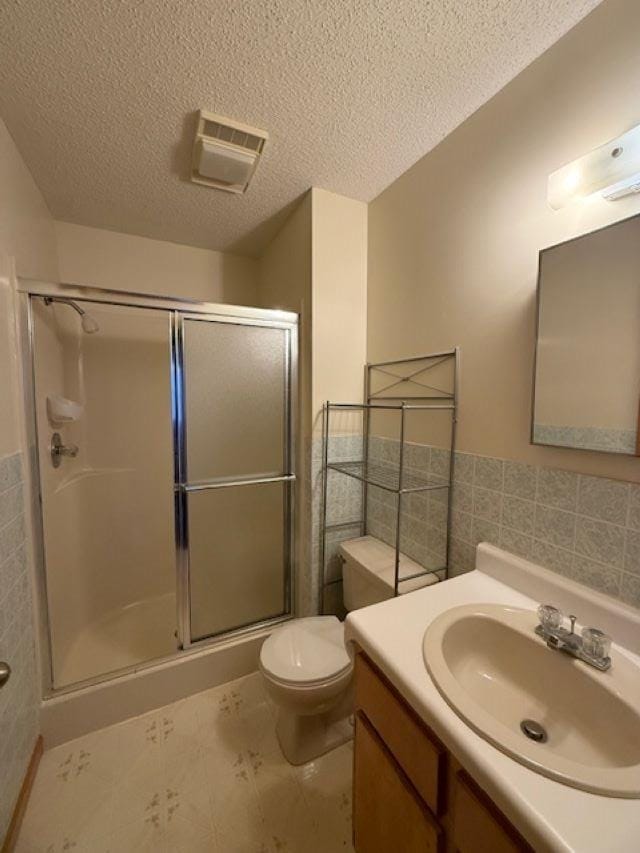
[354,712,442,853]
[453,772,533,853]
[355,652,444,814]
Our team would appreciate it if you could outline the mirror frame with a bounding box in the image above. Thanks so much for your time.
[531,211,640,457]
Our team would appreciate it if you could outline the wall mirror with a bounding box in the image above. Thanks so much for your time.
[532,213,640,456]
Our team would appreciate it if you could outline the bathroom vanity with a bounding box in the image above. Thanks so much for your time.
[353,649,532,852]
[345,544,640,853]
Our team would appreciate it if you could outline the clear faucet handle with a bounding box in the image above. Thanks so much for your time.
[581,627,611,661]
[537,604,563,630]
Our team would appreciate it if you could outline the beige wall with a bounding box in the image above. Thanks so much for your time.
[0,120,59,283]
[258,192,312,440]
[258,193,312,614]
[310,188,367,615]
[311,188,368,427]
[259,187,368,423]
[259,186,368,437]
[258,192,313,469]
[258,194,312,316]
[0,118,59,457]
[367,0,640,483]
[258,188,367,615]
[55,221,259,306]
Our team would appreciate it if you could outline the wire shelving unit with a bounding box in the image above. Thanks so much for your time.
[320,348,459,601]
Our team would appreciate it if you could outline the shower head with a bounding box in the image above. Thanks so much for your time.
[80,313,100,334]
[43,296,100,334]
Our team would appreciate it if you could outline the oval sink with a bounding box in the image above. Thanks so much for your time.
[423,604,640,798]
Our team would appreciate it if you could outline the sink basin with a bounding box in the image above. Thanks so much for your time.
[423,604,640,797]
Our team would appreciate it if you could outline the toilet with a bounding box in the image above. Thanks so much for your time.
[260,535,442,764]
[341,535,442,607]
[260,616,354,765]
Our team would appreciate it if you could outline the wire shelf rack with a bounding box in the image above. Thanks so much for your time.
[320,348,459,604]
[326,460,450,494]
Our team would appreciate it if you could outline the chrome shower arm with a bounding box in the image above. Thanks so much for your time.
[44,295,86,317]
[43,296,99,333]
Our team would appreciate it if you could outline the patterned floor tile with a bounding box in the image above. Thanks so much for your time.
[17,672,354,852]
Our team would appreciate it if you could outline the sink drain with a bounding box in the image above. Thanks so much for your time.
[520,719,548,743]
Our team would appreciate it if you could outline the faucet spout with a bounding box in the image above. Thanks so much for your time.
[535,604,611,671]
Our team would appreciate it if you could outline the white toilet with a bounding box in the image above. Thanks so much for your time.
[260,535,442,764]
[260,616,354,765]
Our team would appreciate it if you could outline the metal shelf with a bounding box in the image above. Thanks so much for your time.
[323,519,363,531]
[328,401,454,410]
[320,347,459,602]
[327,460,450,495]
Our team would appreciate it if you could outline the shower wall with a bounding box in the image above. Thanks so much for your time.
[33,299,175,687]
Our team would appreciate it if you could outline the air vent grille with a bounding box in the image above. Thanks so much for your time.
[191,110,269,194]
[202,119,264,153]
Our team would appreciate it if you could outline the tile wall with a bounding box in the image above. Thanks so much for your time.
[311,434,450,616]
[310,435,363,617]
[532,423,636,455]
[365,437,448,573]
[313,434,640,614]
[447,445,640,607]
[0,452,39,840]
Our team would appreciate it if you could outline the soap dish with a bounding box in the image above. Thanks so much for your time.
[47,394,83,425]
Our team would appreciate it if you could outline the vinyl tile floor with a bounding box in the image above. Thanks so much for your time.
[16,673,354,853]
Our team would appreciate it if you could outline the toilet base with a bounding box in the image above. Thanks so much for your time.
[276,705,353,765]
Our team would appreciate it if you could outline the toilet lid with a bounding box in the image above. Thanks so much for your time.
[260,616,352,685]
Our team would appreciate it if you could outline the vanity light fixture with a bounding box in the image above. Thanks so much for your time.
[548,122,640,209]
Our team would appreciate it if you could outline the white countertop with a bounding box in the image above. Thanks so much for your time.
[344,544,640,853]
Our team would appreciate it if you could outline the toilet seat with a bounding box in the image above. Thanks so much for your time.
[264,664,352,691]
[260,616,352,687]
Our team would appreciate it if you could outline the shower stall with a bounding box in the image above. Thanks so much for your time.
[21,282,297,693]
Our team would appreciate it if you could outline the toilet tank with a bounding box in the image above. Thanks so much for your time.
[339,535,440,611]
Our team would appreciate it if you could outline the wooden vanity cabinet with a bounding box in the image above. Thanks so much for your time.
[354,713,443,853]
[353,651,533,853]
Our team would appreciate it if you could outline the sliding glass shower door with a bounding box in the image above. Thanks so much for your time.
[177,314,295,645]
[26,285,296,693]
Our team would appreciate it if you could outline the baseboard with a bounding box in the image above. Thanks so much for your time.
[1,736,43,853]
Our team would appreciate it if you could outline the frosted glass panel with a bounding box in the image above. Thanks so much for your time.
[189,482,287,640]
[184,320,287,481]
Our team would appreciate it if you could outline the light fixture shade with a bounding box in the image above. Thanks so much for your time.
[548,123,640,209]
[196,139,256,186]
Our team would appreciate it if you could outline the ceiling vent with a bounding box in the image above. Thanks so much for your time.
[191,110,268,194]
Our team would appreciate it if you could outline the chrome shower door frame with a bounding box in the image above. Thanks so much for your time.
[18,278,298,696]
[173,310,298,650]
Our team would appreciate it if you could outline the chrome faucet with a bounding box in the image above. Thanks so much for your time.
[535,605,612,671]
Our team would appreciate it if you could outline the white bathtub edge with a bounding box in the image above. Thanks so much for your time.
[40,627,270,746]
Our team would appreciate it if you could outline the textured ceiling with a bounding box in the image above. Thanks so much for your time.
[0,0,602,256]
